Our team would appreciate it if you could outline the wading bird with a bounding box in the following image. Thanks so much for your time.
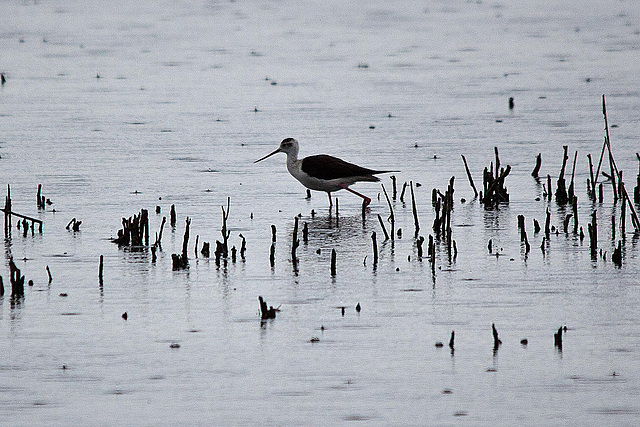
[254,138,396,207]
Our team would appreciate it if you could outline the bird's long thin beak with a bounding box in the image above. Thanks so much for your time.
[254,148,281,163]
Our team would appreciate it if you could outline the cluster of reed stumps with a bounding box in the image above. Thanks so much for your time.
[2,184,44,237]
[111,198,246,271]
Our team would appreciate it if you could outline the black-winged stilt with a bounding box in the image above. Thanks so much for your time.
[254,138,396,207]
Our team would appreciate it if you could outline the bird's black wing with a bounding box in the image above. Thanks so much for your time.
[301,155,381,180]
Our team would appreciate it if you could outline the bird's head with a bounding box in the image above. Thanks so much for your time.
[254,138,299,163]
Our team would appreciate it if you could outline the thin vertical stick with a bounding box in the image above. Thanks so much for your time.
[330,249,337,276]
[410,181,419,238]
[461,155,479,197]
[381,184,395,241]
[377,214,389,240]
[371,232,378,266]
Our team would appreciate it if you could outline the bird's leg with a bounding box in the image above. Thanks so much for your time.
[327,192,333,207]
[338,184,371,207]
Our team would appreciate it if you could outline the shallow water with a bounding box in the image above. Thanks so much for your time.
[1,0,640,424]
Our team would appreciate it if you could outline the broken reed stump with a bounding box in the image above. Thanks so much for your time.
[99,255,104,284]
[612,241,622,266]
[545,208,551,237]
[201,242,210,258]
[534,219,541,234]
[555,145,569,205]
[461,155,479,197]
[492,323,502,350]
[36,184,46,209]
[66,218,82,232]
[194,235,199,258]
[155,216,166,246]
[410,181,419,238]
[239,233,247,260]
[481,148,510,206]
[269,243,275,268]
[331,249,337,276]
[572,196,579,234]
[391,175,397,200]
[416,235,424,259]
[0,276,3,297]
[588,210,597,258]
[271,225,277,243]
[587,153,597,201]
[172,217,190,270]
[531,153,542,178]
[302,223,308,243]
[554,327,563,350]
[170,204,176,227]
[371,231,378,266]
[9,258,25,298]
[258,296,276,320]
[449,331,455,350]
[46,265,52,284]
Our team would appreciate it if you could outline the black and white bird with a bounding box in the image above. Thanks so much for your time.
[254,138,396,206]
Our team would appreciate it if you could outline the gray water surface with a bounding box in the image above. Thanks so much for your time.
[1,0,640,425]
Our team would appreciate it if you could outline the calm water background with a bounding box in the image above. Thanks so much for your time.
[1,0,640,425]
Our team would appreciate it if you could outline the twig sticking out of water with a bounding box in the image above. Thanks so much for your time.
[554,327,564,350]
[587,154,596,201]
[492,323,502,351]
[534,219,541,234]
[588,211,597,258]
[331,249,337,276]
[572,196,579,234]
[461,155,478,197]
[0,276,4,297]
[432,177,455,258]
[99,255,104,284]
[271,225,277,243]
[555,145,569,205]
[377,214,389,241]
[46,265,52,284]
[239,234,247,260]
[155,216,166,247]
[258,296,277,320]
[410,181,419,238]
[170,204,176,228]
[381,184,395,241]
[291,216,300,266]
[220,198,231,257]
[391,175,397,200]
[400,182,408,203]
[449,331,455,350]
[545,208,551,238]
[36,184,47,209]
[531,153,542,178]
[546,174,552,202]
[371,232,378,266]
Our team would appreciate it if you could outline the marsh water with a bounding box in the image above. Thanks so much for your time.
[1,0,640,425]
